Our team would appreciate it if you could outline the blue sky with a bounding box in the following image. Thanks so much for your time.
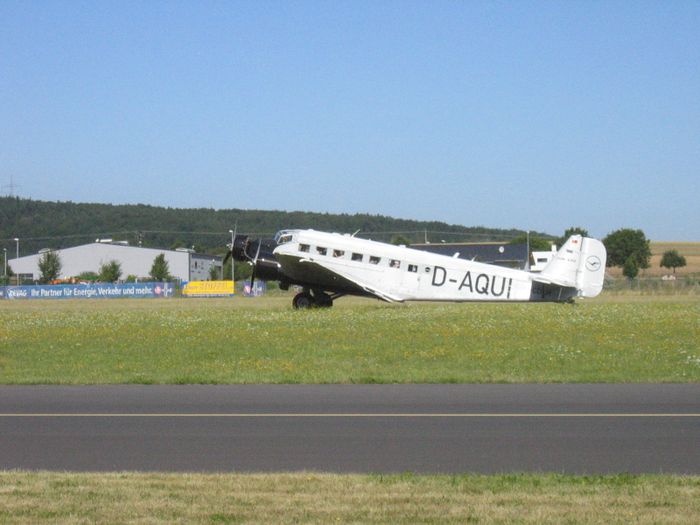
[1,1,698,240]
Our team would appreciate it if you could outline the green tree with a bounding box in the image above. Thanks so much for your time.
[208,265,221,280]
[76,271,98,282]
[660,250,686,274]
[38,250,62,284]
[149,253,172,281]
[98,260,122,282]
[391,235,412,246]
[508,234,553,251]
[559,226,589,246]
[222,259,252,282]
[564,226,589,238]
[623,256,639,280]
[1,263,15,285]
[509,234,553,269]
[602,229,651,269]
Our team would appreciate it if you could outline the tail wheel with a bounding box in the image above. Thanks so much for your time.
[292,292,314,309]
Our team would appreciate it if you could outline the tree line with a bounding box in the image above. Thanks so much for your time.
[0,196,543,258]
[1,197,687,285]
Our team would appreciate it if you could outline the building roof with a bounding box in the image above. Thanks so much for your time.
[9,242,221,282]
[409,242,528,267]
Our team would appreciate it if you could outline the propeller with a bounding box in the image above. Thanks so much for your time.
[249,239,262,290]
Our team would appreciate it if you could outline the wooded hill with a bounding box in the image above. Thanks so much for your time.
[0,197,547,257]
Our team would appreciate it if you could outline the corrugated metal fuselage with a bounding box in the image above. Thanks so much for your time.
[267,230,574,302]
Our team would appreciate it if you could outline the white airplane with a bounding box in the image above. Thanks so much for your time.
[226,229,606,308]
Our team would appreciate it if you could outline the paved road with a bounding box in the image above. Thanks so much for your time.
[1,385,698,473]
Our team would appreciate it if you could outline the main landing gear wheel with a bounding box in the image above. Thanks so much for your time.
[314,292,333,308]
[292,292,314,309]
[292,291,334,309]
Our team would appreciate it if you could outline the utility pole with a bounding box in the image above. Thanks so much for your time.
[1,175,19,196]
[3,247,6,281]
[526,230,531,271]
[13,238,19,285]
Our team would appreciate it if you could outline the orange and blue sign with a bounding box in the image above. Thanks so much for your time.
[182,280,234,297]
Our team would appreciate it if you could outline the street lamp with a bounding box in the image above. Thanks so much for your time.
[228,228,236,292]
[13,238,19,285]
[3,248,6,281]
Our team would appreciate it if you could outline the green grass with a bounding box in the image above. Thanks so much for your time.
[1,296,698,384]
[1,472,698,524]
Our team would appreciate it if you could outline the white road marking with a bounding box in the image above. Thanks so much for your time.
[0,413,698,418]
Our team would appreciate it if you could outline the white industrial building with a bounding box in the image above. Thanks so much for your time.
[9,241,222,283]
[530,245,558,272]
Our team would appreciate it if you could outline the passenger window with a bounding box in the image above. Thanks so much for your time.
[408,264,418,273]
[299,244,310,253]
[333,249,345,258]
[369,256,380,265]
[389,259,400,269]
[351,253,363,262]
[317,247,327,256]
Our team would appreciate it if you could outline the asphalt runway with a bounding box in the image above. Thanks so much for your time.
[1,384,698,474]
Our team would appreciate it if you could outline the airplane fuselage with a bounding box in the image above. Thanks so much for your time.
[272,230,568,303]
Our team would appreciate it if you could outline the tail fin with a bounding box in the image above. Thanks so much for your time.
[537,235,607,298]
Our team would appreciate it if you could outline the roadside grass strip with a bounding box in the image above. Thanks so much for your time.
[1,296,698,384]
[1,472,698,524]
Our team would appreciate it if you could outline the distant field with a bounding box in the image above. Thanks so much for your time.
[1,295,698,384]
[1,471,698,524]
[606,241,700,277]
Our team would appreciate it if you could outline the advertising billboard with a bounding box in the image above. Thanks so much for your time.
[1,282,175,300]
[182,280,234,297]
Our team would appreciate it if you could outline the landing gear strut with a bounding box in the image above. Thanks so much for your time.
[292,289,335,309]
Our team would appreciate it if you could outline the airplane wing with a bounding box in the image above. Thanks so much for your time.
[298,257,404,303]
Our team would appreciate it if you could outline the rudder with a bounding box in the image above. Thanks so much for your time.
[576,237,606,297]
[538,235,607,298]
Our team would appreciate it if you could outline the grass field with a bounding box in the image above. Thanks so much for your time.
[1,295,698,384]
[1,471,698,524]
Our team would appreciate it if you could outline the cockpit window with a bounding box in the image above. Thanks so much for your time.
[274,230,294,245]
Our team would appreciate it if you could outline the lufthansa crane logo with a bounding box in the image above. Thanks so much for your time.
[585,255,602,272]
